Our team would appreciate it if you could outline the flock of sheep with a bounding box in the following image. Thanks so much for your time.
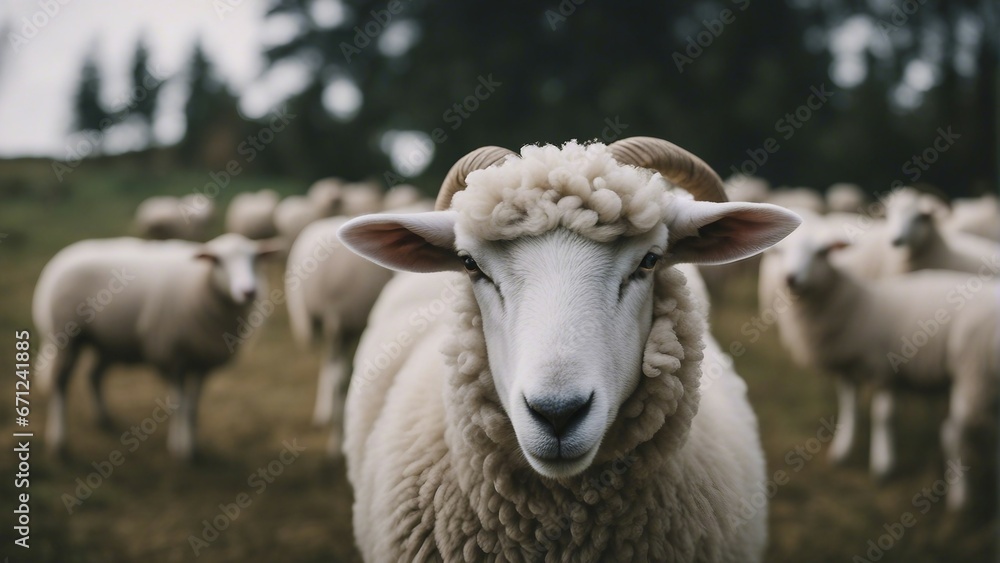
[31,137,998,561]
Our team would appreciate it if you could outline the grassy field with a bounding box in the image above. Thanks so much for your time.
[0,162,996,562]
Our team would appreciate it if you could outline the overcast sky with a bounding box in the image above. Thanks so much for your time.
[0,0,270,157]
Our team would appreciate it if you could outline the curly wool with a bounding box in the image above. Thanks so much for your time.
[453,141,684,243]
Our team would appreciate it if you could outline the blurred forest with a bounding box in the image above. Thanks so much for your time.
[51,0,996,198]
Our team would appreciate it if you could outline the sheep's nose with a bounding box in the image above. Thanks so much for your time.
[785,274,798,289]
[891,237,905,247]
[525,393,593,437]
[242,288,257,301]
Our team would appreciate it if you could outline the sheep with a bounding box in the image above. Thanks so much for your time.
[33,234,278,460]
[273,179,348,242]
[284,216,393,445]
[340,182,383,216]
[382,184,425,210]
[825,183,867,213]
[766,186,826,214]
[135,194,215,240]
[225,189,280,240]
[947,193,1000,242]
[764,221,999,511]
[723,174,770,203]
[337,138,802,561]
[885,187,999,274]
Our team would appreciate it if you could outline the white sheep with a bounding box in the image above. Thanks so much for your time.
[33,234,278,460]
[134,195,215,240]
[946,193,1000,242]
[767,186,826,214]
[273,179,348,242]
[885,186,999,274]
[765,222,999,511]
[339,182,383,216]
[724,174,770,203]
[284,216,393,447]
[225,189,280,240]
[382,184,425,210]
[337,138,801,561]
[825,183,867,213]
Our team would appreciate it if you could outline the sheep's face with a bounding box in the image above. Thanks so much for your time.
[454,225,665,477]
[196,234,278,305]
[770,228,848,295]
[885,189,946,249]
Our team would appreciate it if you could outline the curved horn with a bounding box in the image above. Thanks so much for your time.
[435,146,516,210]
[609,137,728,202]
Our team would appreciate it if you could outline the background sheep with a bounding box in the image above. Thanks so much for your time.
[284,216,393,450]
[338,138,801,561]
[767,186,826,214]
[825,183,867,213]
[225,189,280,240]
[134,194,215,240]
[946,193,1000,242]
[33,234,278,460]
[764,222,998,511]
[885,186,999,274]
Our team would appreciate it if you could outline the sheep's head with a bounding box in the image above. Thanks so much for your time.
[195,234,280,305]
[340,138,800,478]
[885,187,949,250]
[766,216,849,296]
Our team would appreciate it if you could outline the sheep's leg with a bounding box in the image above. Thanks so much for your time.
[45,344,80,457]
[324,354,349,459]
[869,388,896,480]
[167,371,202,461]
[312,315,343,427]
[86,354,112,431]
[940,415,968,511]
[828,379,857,464]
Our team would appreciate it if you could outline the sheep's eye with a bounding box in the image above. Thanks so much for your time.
[462,255,480,273]
[639,252,660,271]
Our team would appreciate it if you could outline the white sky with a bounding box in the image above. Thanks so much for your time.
[0,0,268,157]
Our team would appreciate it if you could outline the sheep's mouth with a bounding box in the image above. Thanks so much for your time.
[522,440,601,478]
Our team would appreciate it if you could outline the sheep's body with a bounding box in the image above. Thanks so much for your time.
[33,235,269,459]
[340,182,383,216]
[347,266,767,562]
[723,174,770,203]
[284,216,393,442]
[383,184,425,210]
[225,189,279,239]
[274,181,346,242]
[767,219,999,510]
[825,183,866,213]
[947,194,1000,242]
[338,140,800,562]
[767,187,825,214]
[135,195,215,240]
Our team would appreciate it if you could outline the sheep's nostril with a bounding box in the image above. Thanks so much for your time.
[243,288,257,301]
[525,392,594,437]
[785,274,797,289]
[891,237,904,247]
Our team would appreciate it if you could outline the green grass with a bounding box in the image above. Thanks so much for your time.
[0,162,995,562]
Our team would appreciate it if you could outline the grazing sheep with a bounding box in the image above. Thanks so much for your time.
[947,193,1000,242]
[225,189,280,240]
[767,187,826,214]
[135,194,215,240]
[33,234,278,460]
[766,223,999,511]
[338,138,801,561]
[284,216,393,447]
[825,183,867,213]
[885,187,999,274]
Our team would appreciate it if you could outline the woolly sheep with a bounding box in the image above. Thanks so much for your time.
[765,222,999,511]
[273,179,346,242]
[337,138,801,561]
[225,189,280,240]
[885,187,999,274]
[947,193,1000,242]
[825,183,867,213]
[135,194,215,240]
[33,234,278,460]
[767,187,826,214]
[284,216,393,447]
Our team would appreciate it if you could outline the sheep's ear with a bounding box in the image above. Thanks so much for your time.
[338,211,461,273]
[194,251,220,264]
[818,239,850,257]
[667,201,802,265]
[255,239,284,259]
